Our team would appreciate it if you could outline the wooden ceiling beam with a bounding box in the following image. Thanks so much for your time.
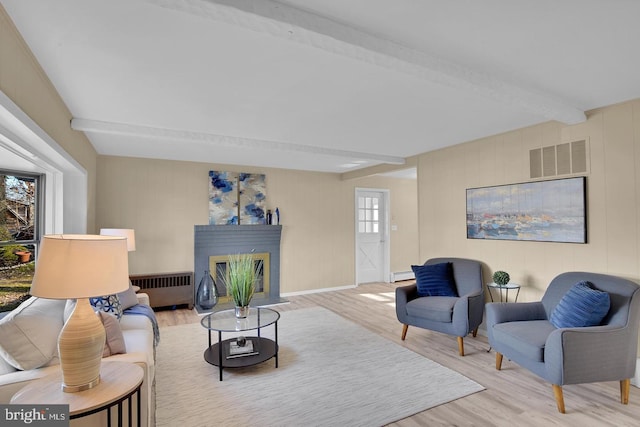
[148,0,586,125]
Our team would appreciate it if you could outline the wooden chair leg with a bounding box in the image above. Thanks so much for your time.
[621,378,630,404]
[495,352,503,370]
[401,324,408,341]
[457,336,464,356]
[472,327,478,337]
[552,384,566,414]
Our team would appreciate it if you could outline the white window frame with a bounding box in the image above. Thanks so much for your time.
[0,90,87,235]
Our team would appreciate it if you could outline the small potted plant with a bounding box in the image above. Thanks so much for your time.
[11,246,31,263]
[493,270,510,287]
[222,253,262,318]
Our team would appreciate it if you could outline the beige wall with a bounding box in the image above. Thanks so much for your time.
[97,156,419,293]
[0,6,98,231]
[417,99,640,303]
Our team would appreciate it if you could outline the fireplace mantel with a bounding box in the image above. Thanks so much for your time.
[194,225,284,310]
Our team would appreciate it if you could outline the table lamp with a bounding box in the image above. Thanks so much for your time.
[30,234,129,392]
[99,228,136,252]
[101,228,136,291]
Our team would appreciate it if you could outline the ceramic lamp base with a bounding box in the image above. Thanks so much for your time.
[58,298,106,392]
[63,376,100,393]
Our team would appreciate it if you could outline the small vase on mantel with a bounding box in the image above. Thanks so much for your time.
[235,305,250,318]
[196,270,219,311]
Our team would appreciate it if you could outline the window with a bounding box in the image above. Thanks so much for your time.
[0,171,41,312]
[358,196,379,233]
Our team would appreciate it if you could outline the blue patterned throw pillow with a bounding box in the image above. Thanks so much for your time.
[412,262,458,297]
[90,295,123,319]
[549,281,610,328]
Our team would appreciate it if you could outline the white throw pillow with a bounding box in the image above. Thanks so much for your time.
[0,353,17,374]
[0,297,66,370]
[63,299,76,322]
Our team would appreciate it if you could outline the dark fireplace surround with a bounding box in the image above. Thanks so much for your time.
[194,225,284,310]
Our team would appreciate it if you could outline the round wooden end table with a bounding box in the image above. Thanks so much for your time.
[11,361,143,427]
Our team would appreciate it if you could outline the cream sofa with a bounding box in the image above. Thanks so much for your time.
[0,293,156,427]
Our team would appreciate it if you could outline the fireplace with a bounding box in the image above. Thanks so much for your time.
[208,252,270,303]
[194,225,284,310]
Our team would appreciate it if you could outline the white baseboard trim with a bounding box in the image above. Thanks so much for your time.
[391,271,415,283]
[281,284,357,297]
[633,358,640,388]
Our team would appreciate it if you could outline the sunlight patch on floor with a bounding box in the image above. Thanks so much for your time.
[360,292,395,308]
[360,293,390,302]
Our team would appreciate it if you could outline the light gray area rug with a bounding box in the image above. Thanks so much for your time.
[156,307,484,427]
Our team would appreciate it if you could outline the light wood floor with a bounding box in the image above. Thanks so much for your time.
[155,282,640,426]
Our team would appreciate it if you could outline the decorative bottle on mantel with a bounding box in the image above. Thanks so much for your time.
[275,207,280,225]
[196,270,219,311]
[266,210,272,225]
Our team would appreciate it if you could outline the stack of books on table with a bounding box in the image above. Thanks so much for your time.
[227,339,259,359]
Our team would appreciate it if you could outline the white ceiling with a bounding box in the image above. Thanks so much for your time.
[3,0,640,174]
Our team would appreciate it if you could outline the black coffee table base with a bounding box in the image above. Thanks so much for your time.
[201,307,280,381]
[204,336,278,381]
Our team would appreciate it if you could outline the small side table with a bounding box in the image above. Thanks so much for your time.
[11,361,143,427]
[487,282,521,303]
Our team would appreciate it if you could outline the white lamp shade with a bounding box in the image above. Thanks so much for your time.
[100,228,136,251]
[30,234,130,299]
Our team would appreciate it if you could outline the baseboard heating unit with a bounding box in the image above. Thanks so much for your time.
[391,271,415,283]
[130,271,194,309]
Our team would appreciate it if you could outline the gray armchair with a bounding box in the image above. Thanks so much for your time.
[486,271,640,413]
[395,257,484,356]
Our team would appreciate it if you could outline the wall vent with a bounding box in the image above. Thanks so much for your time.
[542,146,556,176]
[530,139,588,179]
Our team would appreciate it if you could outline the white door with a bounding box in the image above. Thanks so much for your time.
[355,189,389,284]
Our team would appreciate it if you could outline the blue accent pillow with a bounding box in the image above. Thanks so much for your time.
[412,262,458,297]
[90,295,123,319]
[549,281,610,328]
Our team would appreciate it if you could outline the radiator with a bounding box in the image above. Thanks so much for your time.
[391,271,415,283]
[130,271,194,309]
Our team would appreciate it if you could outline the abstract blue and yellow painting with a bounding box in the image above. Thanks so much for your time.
[208,171,266,225]
[239,173,266,224]
[466,177,586,243]
[208,171,238,225]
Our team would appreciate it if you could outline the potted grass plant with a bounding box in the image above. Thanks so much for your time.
[223,252,262,318]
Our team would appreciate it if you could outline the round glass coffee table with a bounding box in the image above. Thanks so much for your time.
[200,307,280,381]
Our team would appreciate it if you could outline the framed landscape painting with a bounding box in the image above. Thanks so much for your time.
[466,177,586,243]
